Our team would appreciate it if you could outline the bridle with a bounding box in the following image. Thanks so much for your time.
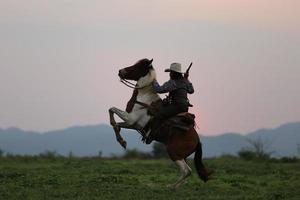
[120,64,154,90]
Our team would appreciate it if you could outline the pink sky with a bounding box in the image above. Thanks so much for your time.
[0,0,299,135]
[2,0,299,28]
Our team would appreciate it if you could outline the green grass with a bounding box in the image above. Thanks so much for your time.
[0,157,299,200]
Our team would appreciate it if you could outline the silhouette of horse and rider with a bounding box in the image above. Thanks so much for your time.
[109,58,212,189]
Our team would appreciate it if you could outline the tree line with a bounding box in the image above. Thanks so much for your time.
[0,138,300,161]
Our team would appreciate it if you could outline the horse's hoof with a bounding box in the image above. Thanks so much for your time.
[120,140,127,149]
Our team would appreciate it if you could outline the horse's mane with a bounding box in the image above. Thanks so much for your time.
[136,69,156,88]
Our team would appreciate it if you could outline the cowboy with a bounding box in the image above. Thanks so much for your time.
[145,63,194,140]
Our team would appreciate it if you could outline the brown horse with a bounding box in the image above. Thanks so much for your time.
[109,58,211,189]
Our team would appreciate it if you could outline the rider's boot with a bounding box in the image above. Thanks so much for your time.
[142,118,153,143]
[143,129,155,144]
[144,129,151,141]
[144,118,161,144]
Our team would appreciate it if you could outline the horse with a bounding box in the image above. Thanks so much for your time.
[109,58,211,189]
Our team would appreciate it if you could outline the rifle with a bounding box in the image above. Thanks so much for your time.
[184,62,193,79]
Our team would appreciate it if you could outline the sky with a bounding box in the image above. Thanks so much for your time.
[0,0,299,135]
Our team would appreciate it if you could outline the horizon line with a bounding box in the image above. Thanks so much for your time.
[1,121,299,136]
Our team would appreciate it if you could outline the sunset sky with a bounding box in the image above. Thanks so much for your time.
[0,0,299,135]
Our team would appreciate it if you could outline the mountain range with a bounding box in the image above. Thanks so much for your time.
[0,122,299,157]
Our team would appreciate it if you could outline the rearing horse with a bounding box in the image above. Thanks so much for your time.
[109,58,211,189]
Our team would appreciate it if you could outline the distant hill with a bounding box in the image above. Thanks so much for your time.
[202,122,300,157]
[0,122,299,157]
[0,125,152,157]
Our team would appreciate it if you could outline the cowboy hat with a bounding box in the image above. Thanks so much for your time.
[164,63,184,73]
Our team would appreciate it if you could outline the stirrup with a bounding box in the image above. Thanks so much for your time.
[141,130,150,142]
[142,130,153,144]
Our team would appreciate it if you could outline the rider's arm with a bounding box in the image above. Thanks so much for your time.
[152,79,176,94]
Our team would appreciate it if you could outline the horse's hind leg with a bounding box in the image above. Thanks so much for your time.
[109,107,132,149]
[168,159,192,190]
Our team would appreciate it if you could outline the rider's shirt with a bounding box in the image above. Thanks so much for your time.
[152,79,194,105]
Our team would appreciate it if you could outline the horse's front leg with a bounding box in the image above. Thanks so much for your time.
[109,107,134,149]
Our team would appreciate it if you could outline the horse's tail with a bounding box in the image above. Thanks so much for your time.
[194,141,211,182]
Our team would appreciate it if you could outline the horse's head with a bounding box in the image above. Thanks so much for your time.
[118,58,154,81]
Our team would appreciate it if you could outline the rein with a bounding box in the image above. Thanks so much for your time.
[134,100,151,109]
[120,78,153,90]
[121,78,155,110]
[120,79,136,89]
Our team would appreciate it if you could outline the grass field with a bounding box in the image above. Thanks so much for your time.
[0,156,299,200]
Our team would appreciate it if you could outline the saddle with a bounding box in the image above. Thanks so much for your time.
[143,112,196,144]
[164,112,195,131]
